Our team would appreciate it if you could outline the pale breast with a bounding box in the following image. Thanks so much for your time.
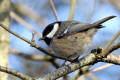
[50,32,92,59]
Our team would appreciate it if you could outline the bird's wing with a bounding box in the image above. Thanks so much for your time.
[68,23,91,34]
[55,21,80,38]
[56,16,116,39]
[68,16,116,34]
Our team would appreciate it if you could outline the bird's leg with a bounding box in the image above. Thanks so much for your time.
[66,53,80,62]
[71,56,80,62]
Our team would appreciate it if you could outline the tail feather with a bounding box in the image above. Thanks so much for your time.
[92,16,116,27]
[96,25,105,28]
[68,16,115,34]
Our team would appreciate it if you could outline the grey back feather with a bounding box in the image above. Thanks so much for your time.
[68,16,116,35]
[55,16,116,38]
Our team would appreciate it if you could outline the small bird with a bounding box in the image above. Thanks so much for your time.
[40,16,115,61]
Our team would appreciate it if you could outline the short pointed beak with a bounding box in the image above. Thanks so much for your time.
[39,37,45,41]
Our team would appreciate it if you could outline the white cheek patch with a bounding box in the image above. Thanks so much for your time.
[47,23,59,38]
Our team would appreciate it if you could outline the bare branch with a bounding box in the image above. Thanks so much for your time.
[68,0,77,20]
[73,54,119,80]
[88,54,120,73]
[105,0,120,14]
[10,11,42,38]
[31,32,35,42]
[12,3,47,27]
[0,65,34,80]
[102,54,120,65]
[102,29,120,56]
[10,49,52,61]
[39,54,96,80]
[101,42,120,57]
[10,49,59,68]
[49,58,59,68]
[49,0,59,21]
[86,73,99,80]
[73,66,91,80]
[38,42,120,80]
[89,64,113,73]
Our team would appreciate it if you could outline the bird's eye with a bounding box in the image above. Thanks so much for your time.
[74,36,78,39]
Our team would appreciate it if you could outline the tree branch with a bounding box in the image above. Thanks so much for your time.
[100,42,120,58]
[49,0,59,21]
[12,3,47,27]
[38,42,120,80]
[10,11,42,38]
[10,49,52,61]
[89,64,113,73]
[1,53,119,80]
[102,54,120,65]
[0,65,34,80]
[68,0,77,20]
[73,54,120,80]
[102,29,120,56]
[38,54,97,80]
[10,49,59,68]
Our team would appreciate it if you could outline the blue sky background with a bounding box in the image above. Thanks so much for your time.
[9,0,120,80]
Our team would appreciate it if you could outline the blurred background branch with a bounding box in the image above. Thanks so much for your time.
[12,3,47,27]
[49,0,59,21]
[10,11,42,38]
[10,49,59,68]
[68,0,77,20]
[0,65,33,80]
[105,0,120,12]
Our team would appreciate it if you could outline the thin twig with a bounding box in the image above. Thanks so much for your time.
[68,0,77,20]
[86,73,99,80]
[12,3,47,27]
[0,65,34,80]
[0,24,72,62]
[31,32,35,42]
[10,49,52,61]
[101,41,120,57]
[89,64,113,73]
[39,53,97,80]
[102,29,120,56]
[73,66,91,80]
[49,0,59,21]
[10,49,59,68]
[73,55,117,80]
[10,11,42,38]
[49,58,59,68]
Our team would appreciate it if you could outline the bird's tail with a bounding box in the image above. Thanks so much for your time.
[91,16,116,28]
